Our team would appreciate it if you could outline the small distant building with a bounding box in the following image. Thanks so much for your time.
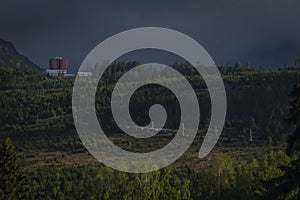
[44,57,73,77]
[77,71,93,77]
[43,57,93,78]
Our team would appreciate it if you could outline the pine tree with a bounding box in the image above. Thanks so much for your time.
[287,81,300,155]
[263,81,300,199]
[0,138,31,200]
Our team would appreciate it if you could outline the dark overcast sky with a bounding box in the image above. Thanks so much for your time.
[1,0,299,71]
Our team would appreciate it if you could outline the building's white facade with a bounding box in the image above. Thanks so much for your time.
[43,66,93,78]
[43,69,67,76]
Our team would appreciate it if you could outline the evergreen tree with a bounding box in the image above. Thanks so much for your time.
[287,81,300,155]
[263,81,300,199]
[0,138,31,200]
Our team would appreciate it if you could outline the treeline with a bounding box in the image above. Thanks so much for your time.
[1,63,300,144]
[28,151,293,200]
[1,74,300,199]
[0,137,293,200]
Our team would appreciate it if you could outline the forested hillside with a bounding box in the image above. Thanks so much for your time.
[0,38,39,70]
[1,62,299,145]
[1,60,300,199]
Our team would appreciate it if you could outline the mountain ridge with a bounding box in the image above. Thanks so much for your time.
[0,38,39,70]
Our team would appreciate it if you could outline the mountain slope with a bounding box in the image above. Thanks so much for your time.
[0,38,39,70]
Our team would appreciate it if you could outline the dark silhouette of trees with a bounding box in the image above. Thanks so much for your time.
[0,138,31,200]
[287,82,300,155]
[263,81,300,200]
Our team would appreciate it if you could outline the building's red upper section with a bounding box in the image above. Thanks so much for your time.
[49,57,68,70]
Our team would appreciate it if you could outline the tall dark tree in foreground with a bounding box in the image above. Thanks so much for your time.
[264,81,300,200]
[287,82,300,155]
[0,138,31,200]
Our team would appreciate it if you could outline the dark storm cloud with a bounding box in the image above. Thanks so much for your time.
[0,0,299,71]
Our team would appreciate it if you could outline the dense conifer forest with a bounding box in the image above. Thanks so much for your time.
[1,60,300,199]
